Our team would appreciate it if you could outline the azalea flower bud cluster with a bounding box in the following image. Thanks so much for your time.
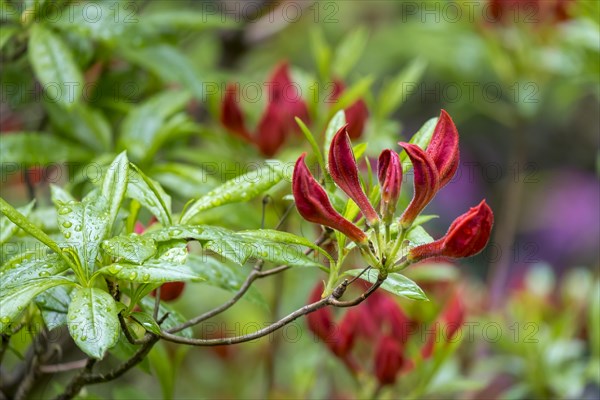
[292,110,493,269]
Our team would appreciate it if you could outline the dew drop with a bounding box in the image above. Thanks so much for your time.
[38,271,50,277]
[58,207,72,215]
[129,271,138,280]
[142,273,150,282]
[64,232,71,239]
[62,221,73,228]
[0,316,11,324]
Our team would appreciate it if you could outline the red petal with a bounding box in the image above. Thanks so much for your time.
[399,142,439,228]
[329,127,379,225]
[293,154,367,243]
[427,110,459,188]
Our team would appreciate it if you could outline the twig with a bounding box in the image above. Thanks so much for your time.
[167,233,329,334]
[158,273,385,347]
[39,359,89,374]
[55,335,159,400]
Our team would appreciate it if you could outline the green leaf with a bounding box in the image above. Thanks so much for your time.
[44,102,111,151]
[139,297,192,338]
[56,193,110,278]
[377,59,427,119]
[101,152,129,233]
[51,1,135,43]
[332,27,368,79]
[399,117,438,169]
[150,163,217,199]
[67,287,120,359]
[205,229,324,269]
[0,253,69,290]
[406,225,435,247]
[50,185,76,204]
[28,24,84,106]
[35,285,71,330]
[295,117,326,174]
[126,163,172,226]
[0,200,34,245]
[129,311,162,335]
[0,132,92,165]
[186,255,266,308]
[102,234,157,264]
[118,45,204,101]
[180,162,286,224]
[1,277,72,333]
[344,269,429,301]
[0,26,18,50]
[323,110,347,167]
[118,91,191,163]
[310,28,332,81]
[237,229,334,264]
[95,260,202,283]
[142,10,235,31]
[147,225,324,269]
[328,76,373,116]
[0,197,70,263]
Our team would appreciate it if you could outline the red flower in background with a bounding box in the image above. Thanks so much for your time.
[330,79,369,139]
[220,62,310,157]
[487,0,573,24]
[306,281,412,385]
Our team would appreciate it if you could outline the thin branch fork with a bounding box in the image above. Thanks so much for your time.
[167,232,330,334]
[159,271,386,347]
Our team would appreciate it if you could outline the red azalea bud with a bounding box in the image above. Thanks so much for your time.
[374,335,404,386]
[331,309,360,357]
[306,283,336,341]
[255,100,286,157]
[409,200,494,261]
[151,281,185,302]
[378,149,403,224]
[268,62,310,129]
[293,154,368,243]
[329,127,380,226]
[398,143,439,228]
[332,80,369,139]
[426,110,459,189]
[220,84,252,141]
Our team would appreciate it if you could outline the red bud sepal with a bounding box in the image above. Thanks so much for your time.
[378,149,402,225]
[329,126,380,227]
[293,153,368,245]
[427,110,459,189]
[398,143,440,229]
[409,200,494,261]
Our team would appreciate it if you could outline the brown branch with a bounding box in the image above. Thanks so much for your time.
[39,359,89,374]
[54,335,159,400]
[168,232,329,334]
[158,273,386,347]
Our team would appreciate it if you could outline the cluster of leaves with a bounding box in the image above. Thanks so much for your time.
[1,150,345,357]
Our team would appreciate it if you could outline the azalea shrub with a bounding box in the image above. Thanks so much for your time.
[1,1,598,400]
